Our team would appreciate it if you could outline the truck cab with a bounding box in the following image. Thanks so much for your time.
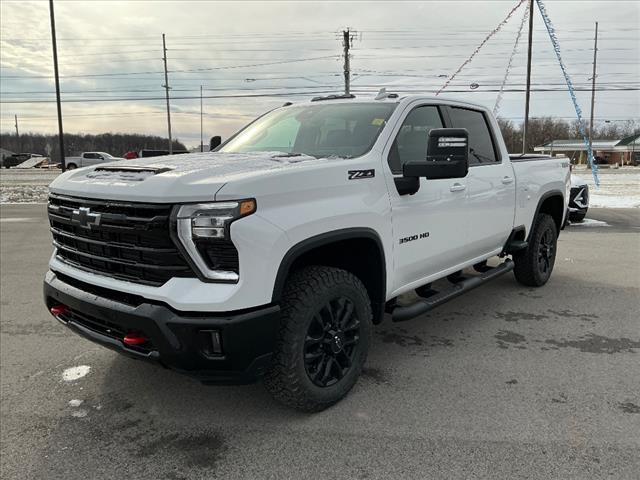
[44,95,569,411]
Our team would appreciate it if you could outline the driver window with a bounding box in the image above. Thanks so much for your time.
[388,106,443,174]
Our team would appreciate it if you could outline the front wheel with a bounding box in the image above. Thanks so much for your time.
[513,213,558,287]
[264,266,372,412]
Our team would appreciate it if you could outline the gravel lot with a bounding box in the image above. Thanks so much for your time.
[1,204,639,479]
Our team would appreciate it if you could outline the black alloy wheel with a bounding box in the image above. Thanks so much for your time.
[538,228,555,275]
[304,297,360,387]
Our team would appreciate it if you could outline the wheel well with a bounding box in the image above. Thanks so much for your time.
[273,233,386,324]
[537,194,564,232]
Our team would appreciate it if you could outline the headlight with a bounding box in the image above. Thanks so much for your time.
[175,199,256,282]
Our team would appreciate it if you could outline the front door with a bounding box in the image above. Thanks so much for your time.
[385,104,470,294]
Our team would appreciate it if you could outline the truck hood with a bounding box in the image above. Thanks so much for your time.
[49,151,322,203]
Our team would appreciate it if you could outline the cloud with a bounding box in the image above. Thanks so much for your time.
[1,1,638,147]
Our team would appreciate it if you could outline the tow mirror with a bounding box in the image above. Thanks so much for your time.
[403,128,469,180]
[394,128,469,195]
[209,136,222,151]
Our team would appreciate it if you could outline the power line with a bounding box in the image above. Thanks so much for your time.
[1,55,340,79]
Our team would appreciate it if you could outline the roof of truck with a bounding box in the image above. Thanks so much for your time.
[297,93,489,111]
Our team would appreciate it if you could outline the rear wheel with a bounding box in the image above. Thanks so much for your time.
[264,266,372,412]
[66,163,77,170]
[513,213,558,287]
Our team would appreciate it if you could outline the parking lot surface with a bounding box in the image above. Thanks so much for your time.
[1,204,639,479]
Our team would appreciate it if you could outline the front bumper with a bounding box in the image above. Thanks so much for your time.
[43,270,280,384]
[569,185,589,214]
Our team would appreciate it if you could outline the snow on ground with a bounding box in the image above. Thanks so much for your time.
[576,167,640,208]
[61,365,91,382]
[0,169,59,204]
[570,218,610,227]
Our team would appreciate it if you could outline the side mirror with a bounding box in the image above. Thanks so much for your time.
[209,136,222,151]
[403,128,469,180]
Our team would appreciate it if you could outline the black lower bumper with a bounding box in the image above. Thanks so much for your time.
[43,271,280,384]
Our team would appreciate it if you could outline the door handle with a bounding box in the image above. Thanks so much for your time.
[449,183,466,192]
[502,176,514,184]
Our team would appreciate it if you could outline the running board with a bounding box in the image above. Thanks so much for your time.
[391,260,515,323]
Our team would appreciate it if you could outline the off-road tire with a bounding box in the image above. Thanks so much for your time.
[513,213,558,287]
[264,266,372,412]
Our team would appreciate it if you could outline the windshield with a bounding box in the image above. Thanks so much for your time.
[220,103,397,159]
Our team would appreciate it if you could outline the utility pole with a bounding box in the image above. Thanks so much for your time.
[200,85,204,152]
[14,114,20,149]
[588,22,599,149]
[342,29,351,95]
[49,0,65,171]
[522,0,534,153]
[162,33,173,154]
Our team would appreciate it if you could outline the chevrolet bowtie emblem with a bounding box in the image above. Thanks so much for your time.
[71,207,102,229]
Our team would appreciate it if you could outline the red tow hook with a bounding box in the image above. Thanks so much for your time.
[123,332,148,346]
[50,305,68,316]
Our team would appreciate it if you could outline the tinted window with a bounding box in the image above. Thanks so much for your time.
[448,107,497,164]
[388,106,443,173]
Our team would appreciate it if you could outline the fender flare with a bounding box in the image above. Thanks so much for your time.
[271,227,387,304]
[529,189,565,240]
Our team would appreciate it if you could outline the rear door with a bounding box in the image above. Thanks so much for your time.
[385,103,470,293]
[445,106,515,258]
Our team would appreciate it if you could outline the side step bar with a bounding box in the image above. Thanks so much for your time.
[391,260,514,323]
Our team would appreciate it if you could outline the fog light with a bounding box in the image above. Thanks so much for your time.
[200,329,223,357]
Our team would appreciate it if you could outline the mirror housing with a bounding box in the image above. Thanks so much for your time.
[209,135,222,151]
[403,128,469,180]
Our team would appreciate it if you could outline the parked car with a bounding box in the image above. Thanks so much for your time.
[64,152,124,169]
[44,95,570,411]
[569,174,589,222]
[2,153,43,168]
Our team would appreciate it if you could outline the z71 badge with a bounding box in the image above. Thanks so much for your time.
[348,169,375,180]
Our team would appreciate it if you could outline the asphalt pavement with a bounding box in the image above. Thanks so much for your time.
[1,205,639,479]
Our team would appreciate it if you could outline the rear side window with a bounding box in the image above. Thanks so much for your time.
[448,107,498,165]
[388,106,443,174]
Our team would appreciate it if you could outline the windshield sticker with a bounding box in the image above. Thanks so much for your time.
[371,118,385,126]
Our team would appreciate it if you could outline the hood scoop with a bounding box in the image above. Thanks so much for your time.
[92,165,173,174]
[85,165,173,182]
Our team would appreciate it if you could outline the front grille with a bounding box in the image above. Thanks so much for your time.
[48,194,195,286]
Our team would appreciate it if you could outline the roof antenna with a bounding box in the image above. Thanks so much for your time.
[375,87,387,100]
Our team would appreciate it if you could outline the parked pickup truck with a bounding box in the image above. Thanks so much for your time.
[65,152,123,169]
[44,95,570,411]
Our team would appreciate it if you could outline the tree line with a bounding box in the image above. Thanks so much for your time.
[0,118,637,160]
[0,132,186,161]
[497,118,638,154]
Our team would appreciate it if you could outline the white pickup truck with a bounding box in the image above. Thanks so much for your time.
[44,95,570,411]
[65,151,124,169]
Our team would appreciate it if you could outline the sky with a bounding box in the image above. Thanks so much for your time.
[1,0,639,149]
